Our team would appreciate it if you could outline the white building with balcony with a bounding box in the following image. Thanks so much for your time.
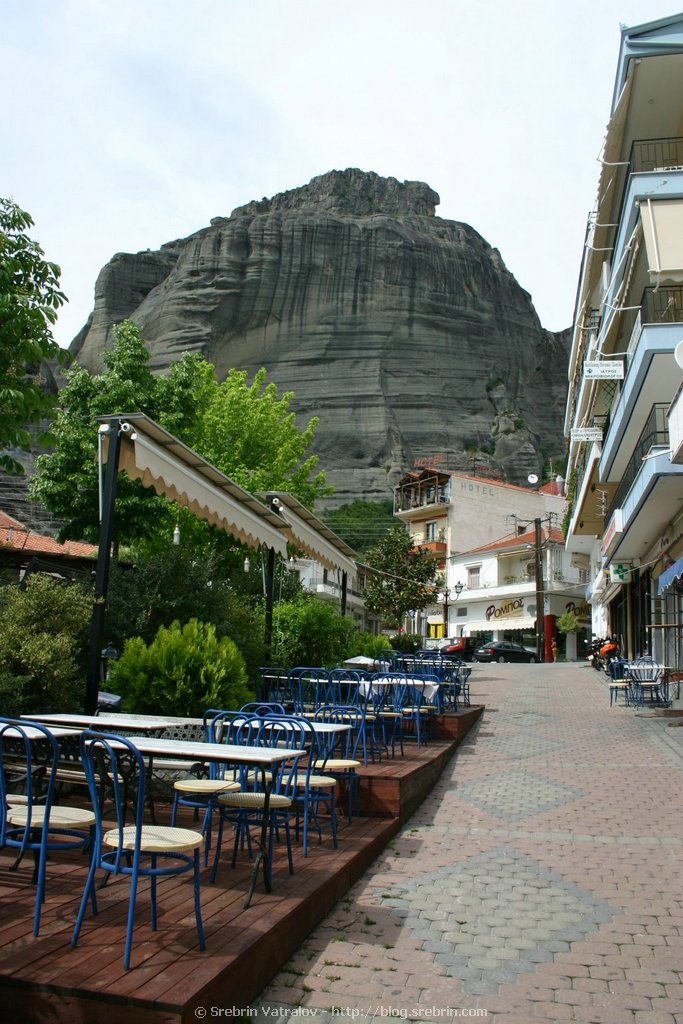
[393,468,568,655]
[448,526,589,661]
[564,14,683,666]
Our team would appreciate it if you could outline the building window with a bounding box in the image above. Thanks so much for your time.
[425,521,437,542]
[467,565,481,589]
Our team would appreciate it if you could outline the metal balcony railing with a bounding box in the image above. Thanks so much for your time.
[605,404,669,520]
[629,137,683,173]
[642,285,683,324]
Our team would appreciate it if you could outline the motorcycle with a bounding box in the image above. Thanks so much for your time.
[588,636,621,673]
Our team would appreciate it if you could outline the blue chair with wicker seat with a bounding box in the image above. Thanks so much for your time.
[0,717,96,938]
[313,704,364,822]
[72,730,205,970]
[170,710,250,865]
[209,716,302,885]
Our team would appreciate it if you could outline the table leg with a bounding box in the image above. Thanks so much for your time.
[244,766,272,909]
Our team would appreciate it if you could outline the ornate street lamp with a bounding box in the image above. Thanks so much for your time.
[438,581,464,636]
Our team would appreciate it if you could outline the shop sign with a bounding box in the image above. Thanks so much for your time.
[571,427,604,442]
[584,361,624,379]
[565,599,591,620]
[601,509,624,557]
[486,598,524,620]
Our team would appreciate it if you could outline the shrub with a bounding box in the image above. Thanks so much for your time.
[272,597,359,669]
[109,618,253,716]
[389,632,422,654]
[353,632,393,659]
[0,576,92,712]
[0,672,29,717]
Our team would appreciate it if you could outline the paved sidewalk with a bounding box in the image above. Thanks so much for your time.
[251,663,683,1024]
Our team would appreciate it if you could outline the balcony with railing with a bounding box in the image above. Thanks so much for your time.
[605,404,669,522]
[394,473,451,515]
[629,137,683,174]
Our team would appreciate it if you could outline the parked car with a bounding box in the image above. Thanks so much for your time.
[438,637,476,661]
[473,640,537,663]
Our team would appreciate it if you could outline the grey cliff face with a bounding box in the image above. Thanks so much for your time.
[69,169,569,507]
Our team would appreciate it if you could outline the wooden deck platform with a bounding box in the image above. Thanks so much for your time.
[0,706,483,1024]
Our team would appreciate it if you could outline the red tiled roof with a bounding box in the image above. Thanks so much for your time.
[0,512,97,560]
[459,525,565,556]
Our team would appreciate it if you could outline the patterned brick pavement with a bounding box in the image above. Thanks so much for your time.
[250,664,683,1023]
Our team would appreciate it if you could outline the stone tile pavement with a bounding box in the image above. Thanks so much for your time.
[250,663,683,1023]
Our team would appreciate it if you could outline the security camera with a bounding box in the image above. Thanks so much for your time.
[270,496,282,508]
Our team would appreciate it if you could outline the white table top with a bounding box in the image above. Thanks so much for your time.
[91,734,304,767]
[2,722,82,741]
[361,677,440,701]
[23,712,188,732]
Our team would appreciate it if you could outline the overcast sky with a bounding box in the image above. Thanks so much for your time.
[2,0,672,347]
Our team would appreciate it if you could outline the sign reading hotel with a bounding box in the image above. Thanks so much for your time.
[486,598,524,621]
[584,361,624,379]
[571,427,604,443]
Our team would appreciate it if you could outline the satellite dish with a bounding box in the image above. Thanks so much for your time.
[528,473,539,485]
[675,339,683,370]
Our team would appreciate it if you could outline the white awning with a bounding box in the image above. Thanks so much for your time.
[261,492,357,575]
[427,614,445,625]
[102,414,288,555]
[465,616,536,633]
[641,197,683,283]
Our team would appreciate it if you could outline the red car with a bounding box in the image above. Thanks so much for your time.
[438,638,476,661]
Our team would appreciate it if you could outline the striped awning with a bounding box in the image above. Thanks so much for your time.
[658,555,683,595]
[101,414,288,555]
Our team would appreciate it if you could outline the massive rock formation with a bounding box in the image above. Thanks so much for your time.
[69,169,570,508]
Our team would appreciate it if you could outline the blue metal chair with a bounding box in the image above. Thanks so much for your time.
[72,730,205,970]
[0,717,95,937]
[209,716,302,884]
[170,710,251,864]
[313,704,364,821]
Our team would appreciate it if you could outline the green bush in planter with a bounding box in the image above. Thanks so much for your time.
[109,618,253,716]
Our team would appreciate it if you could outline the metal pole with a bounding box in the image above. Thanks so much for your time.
[85,418,123,714]
[264,545,276,662]
[340,571,348,617]
[534,518,545,663]
[442,588,449,635]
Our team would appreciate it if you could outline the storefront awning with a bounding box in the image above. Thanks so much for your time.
[658,554,683,595]
[465,616,536,633]
[102,414,289,556]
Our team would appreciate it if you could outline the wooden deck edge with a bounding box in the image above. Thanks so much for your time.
[189,819,401,1019]
[0,705,486,1024]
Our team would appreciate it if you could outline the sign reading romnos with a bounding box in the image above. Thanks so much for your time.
[486,598,524,620]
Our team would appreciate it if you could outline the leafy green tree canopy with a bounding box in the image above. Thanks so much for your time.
[0,575,92,712]
[0,198,68,473]
[187,367,331,509]
[362,525,438,628]
[31,321,331,545]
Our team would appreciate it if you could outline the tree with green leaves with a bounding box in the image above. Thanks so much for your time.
[30,321,331,546]
[187,367,331,509]
[362,525,438,628]
[0,198,69,473]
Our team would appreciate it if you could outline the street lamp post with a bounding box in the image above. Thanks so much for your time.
[439,582,463,638]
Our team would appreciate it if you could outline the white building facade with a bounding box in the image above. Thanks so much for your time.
[393,469,569,658]
[564,15,683,668]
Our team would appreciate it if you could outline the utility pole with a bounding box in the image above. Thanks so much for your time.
[534,517,545,663]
